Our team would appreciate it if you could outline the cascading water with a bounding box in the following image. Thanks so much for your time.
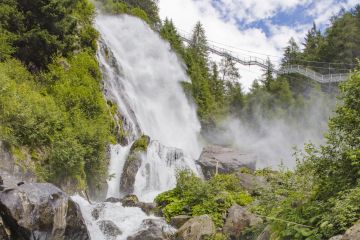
[73,14,203,239]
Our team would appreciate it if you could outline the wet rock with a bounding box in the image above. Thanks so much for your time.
[0,176,3,192]
[176,215,216,240]
[0,215,11,240]
[341,221,360,240]
[0,182,90,240]
[223,204,263,239]
[65,199,91,240]
[120,136,150,194]
[128,219,174,240]
[137,202,157,215]
[91,203,106,221]
[98,220,122,240]
[120,151,143,194]
[105,197,122,203]
[197,145,256,179]
[235,172,268,195]
[121,194,140,207]
[170,215,191,229]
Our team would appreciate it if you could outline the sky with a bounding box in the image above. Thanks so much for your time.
[158,0,359,90]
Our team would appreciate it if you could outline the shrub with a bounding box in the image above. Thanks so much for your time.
[155,170,253,227]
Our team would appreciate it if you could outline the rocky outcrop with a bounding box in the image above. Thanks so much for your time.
[120,135,150,194]
[341,221,360,240]
[223,204,263,239]
[170,215,191,229]
[0,141,37,184]
[128,219,174,240]
[197,145,257,179]
[0,182,90,240]
[98,220,122,240]
[176,215,216,240]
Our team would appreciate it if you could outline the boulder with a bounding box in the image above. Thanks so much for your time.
[176,215,216,240]
[105,197,122,203]
[170,215,191,229]
[235,172,268,195]
[223,204,263,239]
[197,145,256,179]
[0,215,11,240]
[127,219,174,240]
[92,203,106,220]
[0,182,90,240]
[329,236,344,240]
[342,221,360,240]
[137,202,157,215]
[121,194,140,207]
[98,220,122,240]
[65,199,91,239]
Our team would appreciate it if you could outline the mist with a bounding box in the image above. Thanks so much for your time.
[203,91,338,169]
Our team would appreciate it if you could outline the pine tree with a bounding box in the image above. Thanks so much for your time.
[219,56,241,83]
[189,22,208,64]
[262,58,275,90]
[160,18,184,55]
[281,37,301,66]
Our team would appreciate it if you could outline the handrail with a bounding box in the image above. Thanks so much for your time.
[179,34,349,83]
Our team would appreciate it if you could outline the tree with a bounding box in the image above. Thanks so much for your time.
[2,0,96,70]
[160,18,184,56]
[219,56,241,83]
[319,7,360,66]
[262,58,275,90]
[189,22,209,65]
[302,22,323,63]
[281,37,301,66]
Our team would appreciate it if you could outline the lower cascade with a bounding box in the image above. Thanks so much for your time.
[73,15,203,239]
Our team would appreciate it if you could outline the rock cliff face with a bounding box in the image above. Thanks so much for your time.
[0,181,90,240]
[0,141,37,184]
[197,145,257,179]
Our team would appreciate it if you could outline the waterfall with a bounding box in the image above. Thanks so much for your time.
[74,14,203,239]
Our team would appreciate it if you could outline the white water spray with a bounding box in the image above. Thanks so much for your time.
[74,15,203,239]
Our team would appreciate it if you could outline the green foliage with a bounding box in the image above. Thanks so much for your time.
[97,0,158,25]
[155,171,253,227]
[1,0,97,70]
[0,52,115,188]
[130,135,150,152]
[253,68,360,239]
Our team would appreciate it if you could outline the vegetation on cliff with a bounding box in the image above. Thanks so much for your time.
[0,0,116,190]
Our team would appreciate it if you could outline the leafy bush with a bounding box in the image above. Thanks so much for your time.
[0,52,116,188]
[130,135,150,152]
[155,170,253,227]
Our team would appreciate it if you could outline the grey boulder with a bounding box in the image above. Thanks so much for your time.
[197,145,256,179]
